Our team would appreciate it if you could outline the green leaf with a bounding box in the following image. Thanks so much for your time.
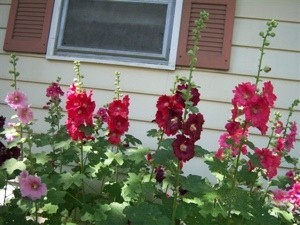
[195,145,210,157]
[124,202,171,225]
[33,152,50,165]
[58,172,85,189]
[41,203,58,214]
[245,140,256,150]
[127,146,150,164]
[124,134,142,146]
[53,139,72,149]
[105,150,124,166]
[121,173,142,201]
[2,158,26,175]
[152,149,175,165]
[99,202,127,225]
[181,175,212,194]
[47,190,66,204]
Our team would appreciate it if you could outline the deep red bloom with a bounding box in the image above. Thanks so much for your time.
[172,134,195,162]
[255,147,281,179]
[0,142,20,166]
[155,95,183,136]
[175,84,200,107]
[183,113,204,141]
[225,121,241,135]
[155,166,165,183]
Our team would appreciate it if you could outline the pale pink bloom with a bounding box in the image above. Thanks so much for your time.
[5,133,15,142]
[5,90,28,109]
[19,172,47,201]
[16,105,34,124]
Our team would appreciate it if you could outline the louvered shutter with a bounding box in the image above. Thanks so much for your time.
[177,0,235,70]
[3,0,54,54]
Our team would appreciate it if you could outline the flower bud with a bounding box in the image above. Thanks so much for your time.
[263,66,271,73]
[259,31,265,37]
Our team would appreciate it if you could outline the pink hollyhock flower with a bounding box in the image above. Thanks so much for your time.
[5,90,28,109]
[19,171,47,201]
[232,82,257,107]
[46,82,64,100]
[255,147,281,179]
[274,137,285,152]
[285,122,297,151]
[172,134,195,162]
[262,81,277,107]
[272,190,288,205]
[183,113,204,141]
[16,105,34,124]
[244,96,270,135]
[274,121,284,134]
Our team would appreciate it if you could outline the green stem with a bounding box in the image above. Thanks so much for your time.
[171,160,181,225]
[35,202,38,225]
[79,143,85,202]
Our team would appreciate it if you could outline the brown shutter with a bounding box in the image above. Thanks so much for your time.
[3,0,54,54]
[177,0,236,70]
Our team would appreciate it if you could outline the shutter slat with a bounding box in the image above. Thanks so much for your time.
[4,0,54,53]
[177,0,236,70]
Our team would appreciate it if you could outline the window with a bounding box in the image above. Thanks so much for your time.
[4,0,235,70]
[47,0,181,69]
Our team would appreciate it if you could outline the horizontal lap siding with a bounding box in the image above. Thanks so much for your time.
[0,0,299,166]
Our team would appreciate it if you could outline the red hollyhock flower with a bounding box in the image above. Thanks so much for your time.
[244,96,270,135]
[108,95,129,118]
[155,95,183,136]
[46,82,64,100]
[255,147,281,180]
[232,82,257,107]
[107,115,129,133]
[183,113,204,141]
[108,131,122,145]
[106,95,130,145]
[175,84,200,107]
[172,134,195,162]
[66,84,96,141]
[262,81,277,107]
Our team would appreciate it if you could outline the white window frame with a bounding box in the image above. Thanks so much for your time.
[46,0,183,70]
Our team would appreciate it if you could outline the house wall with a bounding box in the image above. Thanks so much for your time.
[0,0,299,176]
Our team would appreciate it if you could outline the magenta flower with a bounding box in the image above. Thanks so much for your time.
[5,90,28,110]
[16,105,34,124]
[19,171,47,201]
